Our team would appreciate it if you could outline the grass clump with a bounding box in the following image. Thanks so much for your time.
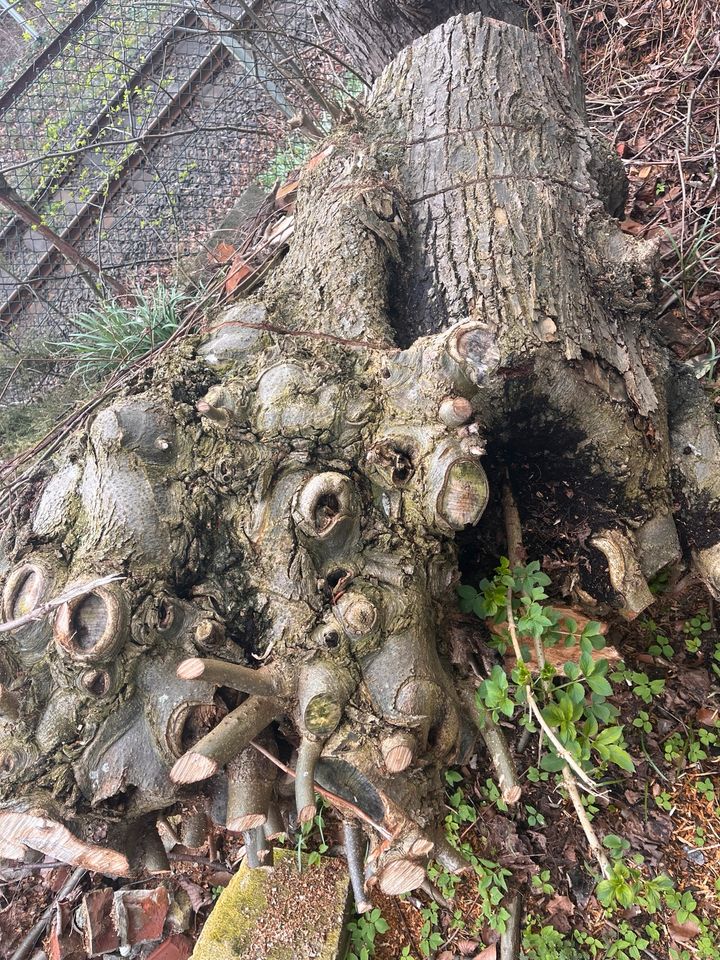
[55,283,188,382]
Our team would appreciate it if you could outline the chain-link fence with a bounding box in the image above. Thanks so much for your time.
[0,0,355,361]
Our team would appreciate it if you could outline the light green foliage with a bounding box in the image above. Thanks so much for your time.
[695,777,716,804]
[425,771,512,944]
[531,869,553,895]
[525,804,545,828]
[54,284,187,381]
[643,618,674,659]
[611,665,665,704]
[683,611,711,654]
[345,908,389,960]
[654,790,673,811]
[463,558,634,776]
[296,800,328,869]
[631,710,651,734]
[481,776,508,812]
[663,726,718,766]
[602,834,631,861]
[257,135,314,190]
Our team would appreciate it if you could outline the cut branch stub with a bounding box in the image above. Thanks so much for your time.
[427,442,489,532]
[438,396,474,427]
[176,657,283,697]
[54,582,128,662]
[292,472,360,553]
[333,590,380,654]
[299,661,355,738]
[381,731,416,773]
[1,560,55,661]
[226,738,278,833]
[377,856,426,895]
[295,736,325,824]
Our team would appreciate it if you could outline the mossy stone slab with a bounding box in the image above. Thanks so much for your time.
[191,849,350,960]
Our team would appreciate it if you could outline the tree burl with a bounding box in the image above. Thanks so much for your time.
[1,10,718,900]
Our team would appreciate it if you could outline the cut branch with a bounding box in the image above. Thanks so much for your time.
[343,821,372,913]
[249,740,392,840]
[176,657,284,696]
[170,697,280,784]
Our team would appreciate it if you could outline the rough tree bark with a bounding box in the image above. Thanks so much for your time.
[1,3,719,904]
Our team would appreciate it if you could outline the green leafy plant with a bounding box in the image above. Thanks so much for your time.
[462,558,634,778]
[603,834,631,861]
[531,869,554,895]
[695,777,716,804]
[611,665,665,704]
[645,621,674,659]
[257,134,313,189]
[632,710,652,734]
[54,284,187,381]
[345,908,389,960]
[297,799,328,869]
[525,804,546,828]
[683,611,711,654]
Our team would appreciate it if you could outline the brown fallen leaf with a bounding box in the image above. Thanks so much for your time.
[696,706,719,726]
[474,946,497,960]
[668,914,701,942]
[210,241,236,265]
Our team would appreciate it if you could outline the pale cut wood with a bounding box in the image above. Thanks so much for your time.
[378,858,426,895]
[170,696,280,784]
[0,811,129,875]
[381,732,415,772]
[176,657,279,696]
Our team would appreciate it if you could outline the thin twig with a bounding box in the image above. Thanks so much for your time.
[561,766,611,879]
[0,573,123,634]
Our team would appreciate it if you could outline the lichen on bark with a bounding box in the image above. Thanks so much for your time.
[0,11,719,900]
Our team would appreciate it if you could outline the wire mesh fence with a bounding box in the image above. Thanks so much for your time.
[0,0,358,370]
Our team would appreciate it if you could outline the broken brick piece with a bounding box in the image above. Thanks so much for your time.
[114,886,169,946]
[46,901,88,960]
[81,888,119,956]
[145,934,193,960]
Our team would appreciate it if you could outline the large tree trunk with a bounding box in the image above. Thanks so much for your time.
[317,0,530,81]
[1,5,719,899]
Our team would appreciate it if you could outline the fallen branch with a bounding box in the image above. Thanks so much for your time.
[9,866,86,960]
[561,766,611,879]
[458,686,520,804]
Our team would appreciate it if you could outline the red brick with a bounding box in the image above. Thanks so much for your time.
[145,934,193,960]
[114,886,169,945]
[45,901,87,960]
[81,888,119,956]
